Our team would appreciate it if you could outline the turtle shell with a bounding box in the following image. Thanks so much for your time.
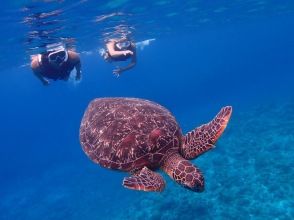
[79,98,182,172]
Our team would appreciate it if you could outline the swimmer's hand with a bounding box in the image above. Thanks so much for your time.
[113,67,122,77]
[42,79,50,86]
[123,50,133,56]
[75,71,81,81]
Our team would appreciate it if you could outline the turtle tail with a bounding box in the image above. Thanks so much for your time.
[180,106,232,160]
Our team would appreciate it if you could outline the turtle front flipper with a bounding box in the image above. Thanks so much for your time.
[123,167,165,192]
[162,153,204,192]
[180,106,232,160]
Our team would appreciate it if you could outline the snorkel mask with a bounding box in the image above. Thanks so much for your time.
[116,40,131,50]
[48,49,68,65]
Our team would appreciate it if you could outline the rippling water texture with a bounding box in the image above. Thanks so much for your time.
[0,1,293,219]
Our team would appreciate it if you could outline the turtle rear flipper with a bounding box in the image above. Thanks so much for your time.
[181,106,232,159]
[123,167,165,192]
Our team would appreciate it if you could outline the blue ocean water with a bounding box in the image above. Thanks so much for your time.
[0,0,293,219]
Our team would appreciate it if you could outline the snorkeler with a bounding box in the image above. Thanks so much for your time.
[31,47,81,85]
[100,37,136,76]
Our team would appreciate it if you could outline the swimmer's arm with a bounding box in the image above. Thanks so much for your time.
[75,59,82,80]
[116,51,137,74]
[120,57,136,72]
[33,70,49,85]
[68,51,82,80]
[31,58,49,85]
[106,41,133,57]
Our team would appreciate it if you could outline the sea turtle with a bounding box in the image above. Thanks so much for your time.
[79,98,232,192]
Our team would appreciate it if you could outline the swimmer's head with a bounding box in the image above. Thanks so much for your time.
[116,41,131,50]
[48,48,68,66]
